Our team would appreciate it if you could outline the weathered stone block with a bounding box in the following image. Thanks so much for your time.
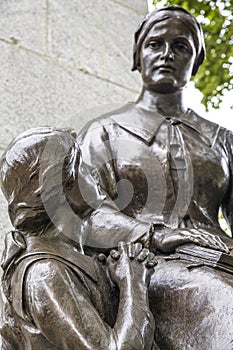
[0,42,138,149]
[48,0,144,89]
[0,0,47,53]
[111,0,148,14]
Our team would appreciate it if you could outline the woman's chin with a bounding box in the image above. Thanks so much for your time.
[150,81,179,94]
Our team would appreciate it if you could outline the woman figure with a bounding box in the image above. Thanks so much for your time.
[78,6,233,349]
[0,127,157,349]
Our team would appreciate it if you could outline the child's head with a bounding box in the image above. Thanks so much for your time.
[0,127,80,235]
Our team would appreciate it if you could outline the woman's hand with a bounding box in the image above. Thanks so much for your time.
[152,227,229,254]
[107,242,157,288]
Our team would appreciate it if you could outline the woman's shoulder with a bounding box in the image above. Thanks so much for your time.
[188,108,233,145]
[188,108,220,131]
[189,108,232,132]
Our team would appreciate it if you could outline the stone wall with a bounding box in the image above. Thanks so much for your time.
[0,0,148,257]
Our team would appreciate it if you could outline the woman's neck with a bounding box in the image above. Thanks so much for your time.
[136,88,187,117]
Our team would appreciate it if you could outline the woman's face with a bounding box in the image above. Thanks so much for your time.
[139,17,196,93]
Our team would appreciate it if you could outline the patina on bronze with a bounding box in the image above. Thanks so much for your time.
[77,6,233,349]
[1,5,233,350]
[0,127,157,349]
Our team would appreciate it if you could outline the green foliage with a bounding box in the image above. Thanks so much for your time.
[152,0,233,110]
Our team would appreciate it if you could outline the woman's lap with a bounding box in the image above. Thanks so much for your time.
[149,257,233,350]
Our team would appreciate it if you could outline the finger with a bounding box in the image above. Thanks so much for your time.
[118,241,127,254]
[126,242,135,258]
[218,243,229,254]
[134,242,143,256]
[214,235,224,245]
[192,233,229,253]
[98,253,107,263]
[211,240,229,253]
[137,248,149,262]
[199,231,229,253]
[211,236,229,253]
[110,249,121,260]
[180,229,229,253]
[146,252,158,268]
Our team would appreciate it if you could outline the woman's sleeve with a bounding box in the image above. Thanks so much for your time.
[220,129,233,236]
[77,121,151,250]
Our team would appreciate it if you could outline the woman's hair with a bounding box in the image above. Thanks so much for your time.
[132,5,205,76]
[0,127,80,235]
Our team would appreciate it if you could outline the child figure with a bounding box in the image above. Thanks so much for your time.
[0,127,157,350]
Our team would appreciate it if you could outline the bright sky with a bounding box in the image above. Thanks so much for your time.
[147,0,233,131]
[185,83,233,131]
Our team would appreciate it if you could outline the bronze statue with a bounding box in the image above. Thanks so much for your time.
[1,5,233,350]
[77,6,233,349]
[0,127,157,349]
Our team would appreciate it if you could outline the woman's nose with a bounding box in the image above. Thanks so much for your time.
[160,43,174,61]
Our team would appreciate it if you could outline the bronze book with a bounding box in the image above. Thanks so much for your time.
[176,244,233,274]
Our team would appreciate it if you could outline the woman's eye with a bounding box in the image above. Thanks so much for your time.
[148,40,162,49]
[174,42,189,52]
